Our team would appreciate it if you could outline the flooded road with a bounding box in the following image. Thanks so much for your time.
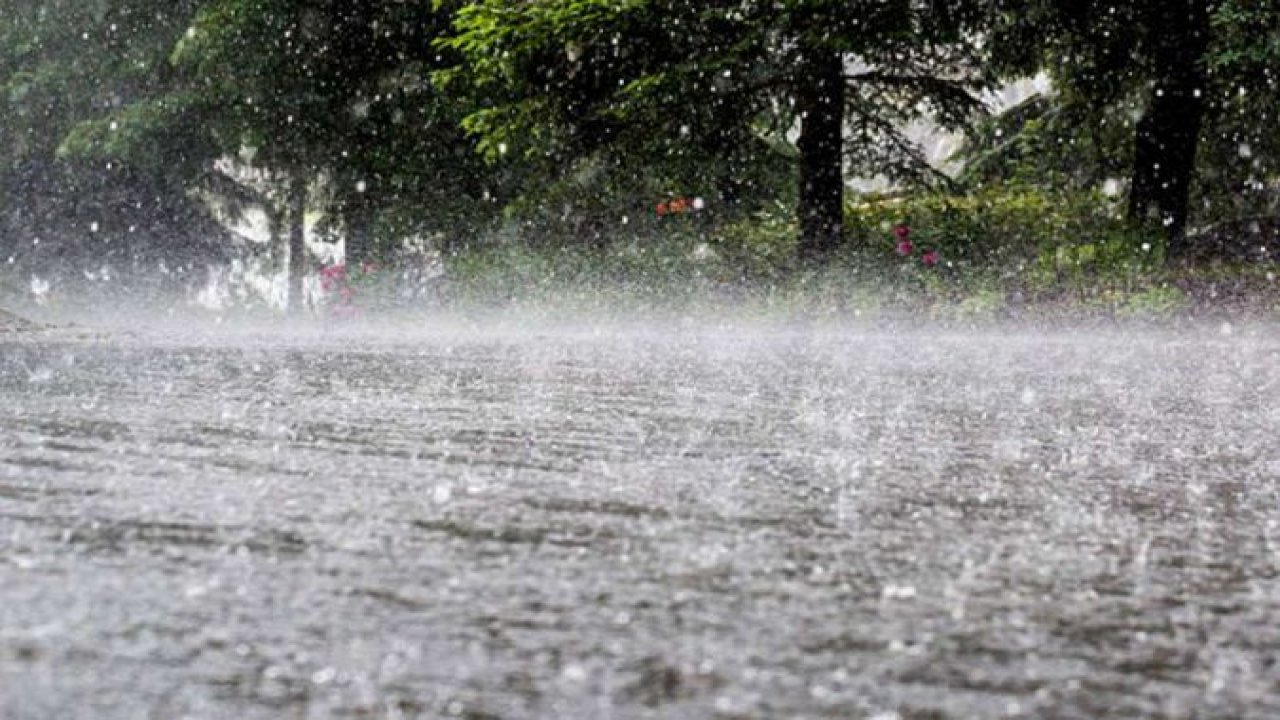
[2,321,1279,719]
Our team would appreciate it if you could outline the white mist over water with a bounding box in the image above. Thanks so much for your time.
[2,315,1279,718]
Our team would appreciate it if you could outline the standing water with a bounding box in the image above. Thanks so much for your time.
[2,320,1278,718]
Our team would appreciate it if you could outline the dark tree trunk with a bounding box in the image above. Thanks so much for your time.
[343,194,376,268]
[795,45,845,262]
[286,174,307,315]
[1127,0,1212,258]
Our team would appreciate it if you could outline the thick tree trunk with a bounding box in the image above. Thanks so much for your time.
[795,45,845,262]
[286,174,307,315]
[348,211,375,268]
[343,189,376,267]
[1127,0,1212,258]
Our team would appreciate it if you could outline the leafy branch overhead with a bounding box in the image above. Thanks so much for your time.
[443,0,993,256]
[3,0,1279,285]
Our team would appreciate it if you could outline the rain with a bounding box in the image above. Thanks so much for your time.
[3,2,1280,719]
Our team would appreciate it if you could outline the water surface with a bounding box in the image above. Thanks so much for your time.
[2,321,1278,718]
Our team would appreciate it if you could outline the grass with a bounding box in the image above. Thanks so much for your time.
[419,229,1280,326]
[7,186,1279,326]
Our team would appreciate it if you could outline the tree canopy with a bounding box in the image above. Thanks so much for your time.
[0,0,224,290]
[2,0,1279,304]
[978,0,1280,253]
[444,0,992,257]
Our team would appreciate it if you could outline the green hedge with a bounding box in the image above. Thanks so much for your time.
[433,185,1262,320]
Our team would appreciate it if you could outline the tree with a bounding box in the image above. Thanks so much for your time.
[1199,0,1280,224]
[0,0,226,295]
[444,0,991,260]
[983,1,1254,256]
[58,1,513,312]
[1125,0,1214,252]
[168,1,510,258]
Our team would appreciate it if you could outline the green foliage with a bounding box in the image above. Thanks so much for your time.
[846,186,1129,270]
[1,0,202,166]
[952,94,1131,192]
[58,92,219,176]
[955,288,1007,320]
[442,234,732,312]
[153,0,515,259]
[432,183,1209,318]
[443,0,993,253]
[0,0,227,290]
[1032,228,1165,291]
[5,0,1280,310]
[707,206,800,282]
[1118,285,1188,317]
[976,0,1280,241]
[1199,0,1280,220]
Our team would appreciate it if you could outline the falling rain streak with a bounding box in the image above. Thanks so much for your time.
[3,322,1280,718]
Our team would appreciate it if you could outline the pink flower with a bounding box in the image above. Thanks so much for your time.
[894,224,911,240]
[895,240,914,256]
[921,249,940,267]
[319,264,346,289]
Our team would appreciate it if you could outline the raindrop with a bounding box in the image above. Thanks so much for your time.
[431,484,453,504]
[881,584,917,600]
[561,664,589,683]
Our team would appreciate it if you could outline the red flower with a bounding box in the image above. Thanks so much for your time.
[921,249,940,267]
[894,224,911,240]
[319,263,348,291]
[656,202,668,216]
[895,240,914,256]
